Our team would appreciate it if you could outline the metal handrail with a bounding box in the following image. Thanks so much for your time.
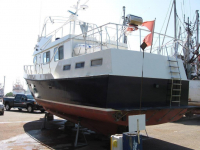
[26,21,186,76]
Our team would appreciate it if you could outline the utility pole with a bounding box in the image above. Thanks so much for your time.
[187,17,191,79]
[196,10,199,48]
[174,0,177,57]
[123,6,127,44]
[3,76,5,97]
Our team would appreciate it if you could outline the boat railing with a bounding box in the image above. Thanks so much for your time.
[24,64,44,75]
[39,17,184,56]
[24,21,185,75]
[65,22,185,57]
[24,65,33,75]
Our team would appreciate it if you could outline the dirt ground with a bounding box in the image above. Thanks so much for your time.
[0,108,200,150]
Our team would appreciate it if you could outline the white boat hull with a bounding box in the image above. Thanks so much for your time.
[189,80,200,102]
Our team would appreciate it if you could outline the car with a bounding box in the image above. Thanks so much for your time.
[0,99,4,115]
[3,94,45,113]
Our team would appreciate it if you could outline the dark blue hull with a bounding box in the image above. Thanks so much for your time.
[26,75,189,110]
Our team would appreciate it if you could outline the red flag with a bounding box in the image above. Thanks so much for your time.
[140,20,155,50]
[141,21,155,32]
[143,33,153,46]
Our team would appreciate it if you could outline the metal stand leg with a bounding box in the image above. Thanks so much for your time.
[145,129,149,137]
[41,112,54,130]
[41,112,47,130]
[74,121,87,147]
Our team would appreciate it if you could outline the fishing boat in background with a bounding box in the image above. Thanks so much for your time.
[24,0,196,135]
[0,76,5,98]
[12,79,25,96]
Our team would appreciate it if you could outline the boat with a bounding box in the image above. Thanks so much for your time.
[178,8,200,113]
[12,79,25,96]
[24,0,191,135]
[0,77,5,98]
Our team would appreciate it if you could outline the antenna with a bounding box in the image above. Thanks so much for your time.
[80,5,88,11]
[68,10,77,15]
[174,0,177,57]
[68,0,89,20]
[49,17,54,24]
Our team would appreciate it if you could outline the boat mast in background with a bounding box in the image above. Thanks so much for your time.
[183,10,199,80]
[174,0,177,57]
[123,6,127,44]
[187,17,191,79]
[196,10,199,49]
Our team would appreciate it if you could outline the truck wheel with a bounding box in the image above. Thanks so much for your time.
[27,105,33,113]
[5,104,10,111]
[1,110,4,115]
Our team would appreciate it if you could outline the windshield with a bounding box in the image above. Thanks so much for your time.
[26,95,34,99]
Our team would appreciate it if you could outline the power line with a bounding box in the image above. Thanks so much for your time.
[189,0,192,19]
[153,0,173,49]
[161,1,174,46]
[38,0,43,35]
[118,9,123,24]
[182,0,186,16]
[176,14,186,29]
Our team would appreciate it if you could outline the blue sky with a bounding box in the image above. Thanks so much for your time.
[0,0,199,93]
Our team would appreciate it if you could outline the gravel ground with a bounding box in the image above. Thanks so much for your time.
[0,108,200,150]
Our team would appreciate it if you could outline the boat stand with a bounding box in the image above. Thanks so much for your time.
[41,112,54,130]
[74,121,88,147]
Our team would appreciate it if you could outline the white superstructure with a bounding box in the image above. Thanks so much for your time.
[23,0,187,82]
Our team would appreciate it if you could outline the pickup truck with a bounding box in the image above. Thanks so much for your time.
[3,94,44,113]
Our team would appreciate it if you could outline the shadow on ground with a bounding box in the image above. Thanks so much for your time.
[174,115,200,126]
[23,119,110,150]
[142,137,193,150]
[6,109,45,114]
[23,118,193,150]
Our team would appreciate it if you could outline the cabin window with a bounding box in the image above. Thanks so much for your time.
[33,56,37,64]
[43,51,50,64]
[54,46,64,61]
[91,58,103,66]
[75,62,85,69]
[63,64,71,71]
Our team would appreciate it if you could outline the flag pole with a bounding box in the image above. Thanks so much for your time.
[150,18,156,53]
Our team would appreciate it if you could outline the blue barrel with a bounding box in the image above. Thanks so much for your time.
[123,132,142,150]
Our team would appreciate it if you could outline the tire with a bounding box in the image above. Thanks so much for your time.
[1,110,4,115]
[40,110,45,113]
[18,108,22,111]
[5,104,10,111]
[27,105,33,113]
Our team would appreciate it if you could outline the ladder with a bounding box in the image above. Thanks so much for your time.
[165,47,182,107]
